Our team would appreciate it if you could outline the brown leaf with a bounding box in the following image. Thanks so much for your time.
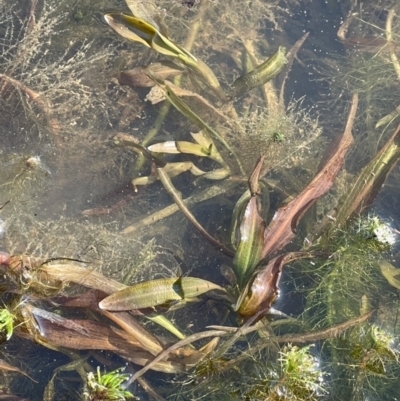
[35,317,182,373]
[261,93,358,258]
[39,263,126,294]
[237,251,317,318]
[342,37,398,53]
[100,310,164,356]
[28,305,90,337]
[248,156,265,195]
[118,61,184,87]
[0,390,31,400]
[0,359,36,382]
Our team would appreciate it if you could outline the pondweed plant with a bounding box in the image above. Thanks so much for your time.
[0,306,16,341]
[85,367,134,401]
[0,0,400,400]
[168,344,327,401]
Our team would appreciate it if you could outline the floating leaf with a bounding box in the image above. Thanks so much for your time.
[99,277,227,311]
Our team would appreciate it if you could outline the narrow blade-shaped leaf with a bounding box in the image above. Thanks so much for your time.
[118,62,184,88]
[232,197,266,289]
[230,46,287,99]
[0,359,36,382]
[125,0,161,32]
[104,13,155,48]
[232,157,266,287]
[261,93,358,258]
[149,141,210,157]
[104,13,196,62]
[335,122,400,227]
[146,77,241,173]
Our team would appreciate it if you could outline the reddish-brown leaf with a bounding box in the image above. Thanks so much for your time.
[237,251,318,318]
[261,93,358,258]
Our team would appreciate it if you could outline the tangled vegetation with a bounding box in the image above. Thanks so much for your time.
[0,0,400,400]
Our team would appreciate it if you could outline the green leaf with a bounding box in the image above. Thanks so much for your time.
[104,13,196,63]
[150,81,241,173]
[232,157,266,288]
[230,46,288,98]
[99,277,227,311]
[232,196,266,289]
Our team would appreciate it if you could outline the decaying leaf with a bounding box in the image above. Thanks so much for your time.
[99,310,164,356]
[118,61,184,87]
[39,263,126,294]
[28,305,90,337]
[31,316,182,374]
[0,359,36,382]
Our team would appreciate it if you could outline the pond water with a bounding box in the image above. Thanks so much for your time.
[0,0,400,400]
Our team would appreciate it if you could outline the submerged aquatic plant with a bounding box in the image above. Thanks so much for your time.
[1,0,400,400]
[85,366,134,401]
[0,306,16,340]
[273,344,327,400]
[355,215,396,247]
